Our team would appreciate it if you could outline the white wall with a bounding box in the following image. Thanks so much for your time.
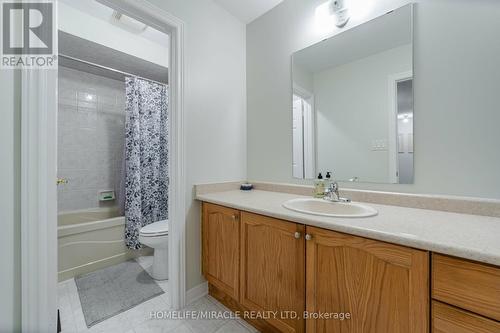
[315,44,412,182]
[139,0,247,291]
[0,0,246,329]
[0,70,21,332]
[292,62,313,93]
[247,0,500,199]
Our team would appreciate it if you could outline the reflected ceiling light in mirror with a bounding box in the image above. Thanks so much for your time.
[398,113,413,123]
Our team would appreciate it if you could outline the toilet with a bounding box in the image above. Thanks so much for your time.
[139,220,169,280]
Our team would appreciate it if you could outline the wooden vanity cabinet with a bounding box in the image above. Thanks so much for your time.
[240,212,305,333]
[431,254,500,332]
[202,203,240,301]
[202,202,431,333]
[432,301,500,333]
[305,226,429,333]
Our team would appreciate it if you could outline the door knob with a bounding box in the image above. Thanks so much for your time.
[305,234,312,241]
[294,232,301,239]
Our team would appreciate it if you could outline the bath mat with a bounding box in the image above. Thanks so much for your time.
[75,260,164,328]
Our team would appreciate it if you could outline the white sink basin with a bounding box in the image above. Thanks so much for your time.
[282,198,378,218]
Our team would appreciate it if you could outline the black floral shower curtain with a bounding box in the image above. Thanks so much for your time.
[123,76,169,249]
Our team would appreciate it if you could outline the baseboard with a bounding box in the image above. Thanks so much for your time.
[186,281,208,305]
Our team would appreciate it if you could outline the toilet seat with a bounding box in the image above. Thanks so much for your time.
[139,220,168,237]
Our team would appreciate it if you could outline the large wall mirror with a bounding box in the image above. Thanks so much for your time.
[292,4,413,184]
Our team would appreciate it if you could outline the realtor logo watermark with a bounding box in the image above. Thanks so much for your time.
[1,0,57,69]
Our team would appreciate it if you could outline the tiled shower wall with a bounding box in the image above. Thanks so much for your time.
[58,67,125,212]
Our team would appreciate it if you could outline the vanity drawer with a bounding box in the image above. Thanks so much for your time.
[432,301,500,333]
[432,254,500,321]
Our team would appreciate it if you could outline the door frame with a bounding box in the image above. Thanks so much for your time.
[21,1,186,331]
[387,71,412,184]
[292,83,316,179]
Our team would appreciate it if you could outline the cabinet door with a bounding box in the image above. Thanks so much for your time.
[240,212,305,333]
[202,203,240,301]
[305,226,428,333]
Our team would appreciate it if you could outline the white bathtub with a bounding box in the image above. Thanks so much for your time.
[58,208,151,281]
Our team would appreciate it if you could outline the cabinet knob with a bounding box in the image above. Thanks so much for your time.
[231,214,238,221]
[294,232,301,239]
[305,234,312,241]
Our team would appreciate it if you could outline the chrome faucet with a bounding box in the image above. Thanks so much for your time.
[324,181,351,203]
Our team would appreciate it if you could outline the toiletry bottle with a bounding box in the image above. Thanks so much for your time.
[325,172,332,190]
[314,173,325,198]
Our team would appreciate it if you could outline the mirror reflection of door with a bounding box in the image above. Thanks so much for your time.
[292,94,315,179]
[396,79,414,184]
[292,95,304,178]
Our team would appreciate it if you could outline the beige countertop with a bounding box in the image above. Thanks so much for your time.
[196,189,500,266]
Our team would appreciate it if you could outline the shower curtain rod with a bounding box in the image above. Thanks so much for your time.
[58,53,167,86]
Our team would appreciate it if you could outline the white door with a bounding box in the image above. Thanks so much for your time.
[302,99,315,179]
[292,95,304,178]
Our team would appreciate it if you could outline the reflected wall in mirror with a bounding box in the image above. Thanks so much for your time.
[292,4,413,184]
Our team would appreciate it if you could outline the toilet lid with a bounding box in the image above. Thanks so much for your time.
[140,220,169,236]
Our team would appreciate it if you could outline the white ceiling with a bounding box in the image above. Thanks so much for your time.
[213,0,284,23]
[59,0,169,45]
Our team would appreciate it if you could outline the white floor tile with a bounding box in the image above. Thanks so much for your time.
[57,259,260,333]
[157,293,171,309]
[184,297,228,333]
[88,311,132,333]
[131,317,185,333]
[166,323,193,333]
[215,320,253,333]
[72,311,88,333]
[235,319,259,333]
[156,279,169,293]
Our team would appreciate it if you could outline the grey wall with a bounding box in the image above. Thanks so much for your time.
[247,0,500,199]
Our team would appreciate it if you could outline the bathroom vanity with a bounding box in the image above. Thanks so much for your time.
[197,5,500,331]
[197,186,500,333]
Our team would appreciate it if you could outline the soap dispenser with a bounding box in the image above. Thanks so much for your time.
[325,171,333,189]
[314,173,325,198]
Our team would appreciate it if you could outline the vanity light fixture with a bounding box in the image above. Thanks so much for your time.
[331,0,350,27]
[315,0,350,33]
